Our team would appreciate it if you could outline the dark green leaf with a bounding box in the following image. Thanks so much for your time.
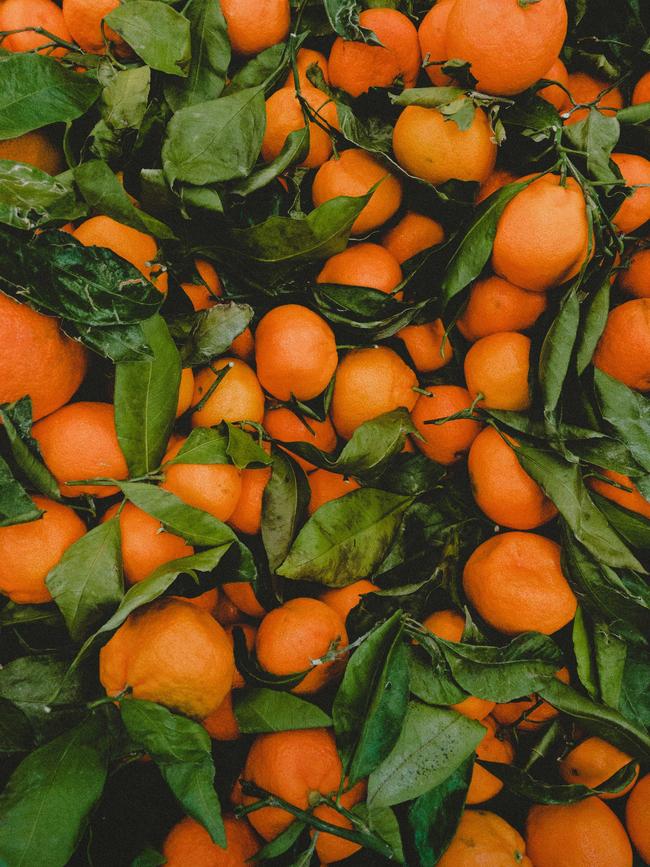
[0,453,43,527]
[0,399,60,500]
[408,645,468,706]
[0,698,34,755]
[576,279,610,374]
[172,302,254,366]
[572,606,598,698]
[253,821,306,861]
[106,1,191,76]
[100,65,151,133]
[617,103,650,124]
[225,423,272,469]
[563,108,620,181]
[539,286,580,414]
[391,87,466,107]
[167,426,229,465]
[230,127,309,195]
[226,43,287,93]
[591,492,650,550]
[594,369,650,474]
[0,161,84,230]
[233,688,331,732]
[619,646,650,730]
[261,446,310,573]
[323,0,376,40]
[367,804,405,864]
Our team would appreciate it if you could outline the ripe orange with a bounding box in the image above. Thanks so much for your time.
[457,275,548,341]
[418,0,456,86]
[492,666,570,731]
[162,436,242,522]
[626,773,650,863]
[180,259,222,311]
[228,461,272,535]
[312,148,403,235]
[588,469,650,519]
[632,72,650,105]
[255,597,347,694]
[468,427,558,529]
[320,579,378,622]
[33,401,128,498]
[328,7,420,97]
[0,0,72,54]
[162,814,259,866]
[263,407,337,471]
[214,588,243,626]
[526,798,633,867]
[317,243,403,295]
[438,809,532,867]
[611,153,650,234]
[0,496,85,604]
[202,690,240,741]
[284,47,329,89]
[221,582,266,619]
[311,783,367,864]
[190,358,265,427]
[99,597,235,718]
[397,319,453,373]
[463,532,577,635]
[492,174,590,292]
[393,103,497,186]
[476,168,518,204]
[73,216,168,292]
[261,85,338,169]
[618,246,650,299]
[410,385,482,465]
[331,346,418,440]
[102,502,194,585]
[464,332,532,411]
[564,73,624,125]
[592,299,650,391]
[381,212,445,263]
[538,58,570,111]
[176,368,194,418]
[62,0,124,53]
[255,304,338,402]
[308,468,361,515]
[185,589,219,613]
[466,717,515,805]
[0,130,65,175]
[559,736,638,798]
[0,292,88,421]
[220,0,289,55]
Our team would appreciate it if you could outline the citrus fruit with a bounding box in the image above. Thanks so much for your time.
[411,385,482,465]
[381,212,445,263]
[311,783,367,864]
[564,73,624,125]
[611,153,650,234]
[559,736,638,798]
[492,667,570,730]
[0,0,72,54]
[397,319,453,372]
[538,58,570,110]
[592,299,650,391]
[476,167,518,203]
[464,332,532,412]
[457,275,548,341]
[202,690,240,741]
[317,242,402,295]
[284,47,329,88]
[176,368,194,417]
[588,469,650,519]
[62,0,124,53]
[320,579,378,622]
[417,0,456,86]
[438,809,532,866]
[466,717,515,805]
[618,246,650,298]
[0,129,65,175]
[190,358,265,427]
[220,0,289,55]
[308,468,361,514]
[162,436,242,521]
[228,461,272,535]
[263,407,337,471]
[261,85,338,169]
[180,259,222,310]
[221,581,266,619]
[632,72,650,105]
[162,814,259,866]
[626,773,650,863]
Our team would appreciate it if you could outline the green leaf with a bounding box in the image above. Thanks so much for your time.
[225,423,272,469]
[100,65,151,133]
[592,493,650,550]
[0,453,44,527]
[367,804,405,864]
[277,488,412,585]
[230,127,309,195]
[253,821,306,861]
[171,302,254,366]
[226,43,286,93]
[408,645,468,706]
[594,369,650,474]
[572,606,598,698]
[367,702,484,808]
[391,87,466,108]
[46,516,123,642]
[323,0,376,40]
[619,645,650,730]
[0,161,85,230]
[106,1,191,76]
[0,54,100,139]
[114,315,182,477]
[120,700,225,845]
[261,446,310,573]
[563,108,620,181]
[0,399,60,501]
[593,620,627,710]
[233,688,331,732]
[0,714,110,867]
[617,102,650,124]
[131,849,166,867]
[0,698,34,755]
[167,426,229,465]
[539,286,580,415]
[576,279,610,374]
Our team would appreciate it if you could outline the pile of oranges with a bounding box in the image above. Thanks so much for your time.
[0,0,649,865]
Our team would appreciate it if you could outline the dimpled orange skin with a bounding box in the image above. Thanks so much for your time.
[0,292,88,420]
[256,598,348,694]
[559,737,638,798]
[228,462,272,536]
[284,47,329,88]
[411,385,482,465]
[261,86,338,169]
[181,259,222,310]
[312,149,403,235]
[466,717,515,805]
[618,247,650,299]
[0,0,72,54]
[417,0,455,86]
[468,427,558,529]
[611,153,650,234]
[526,798,633,867]
[538,57,570,111]
[438,809,533,867]
[318,243,403,295]
[588,468,650,519]
[320,579,379,622]
[99,598,235,719]
[73,216,168,292]
[191,358,265,427]
[492,174,589,292]
[202,690,240,741]
[102,503,194,585]
[564,73,624,125]
[445,0,567,96]
[592,299,650,391]
[633,72,650,105]
[463,532,577,636]
[263,407,337,472]
[308,469,361,515]
[162,814,259,866]
[476,168,518,204]
[62,0,123,53]
[464,332,532,412]
[492,666,570,731]
[393,104,497,186]
[397,320,453,373]
[457,275,548,342]
[328,7,420,98]
[626,773,650,863]
[382,212,445,263]
[162,436,242,522]
[331,346,418,440]
[0,130,65,175]
[255,305,338,402]
[220,0,289,55]
[311,783,367,864]
[33,402,128,498]
[0,496,85,604]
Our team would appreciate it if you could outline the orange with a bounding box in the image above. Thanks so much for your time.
[312,148,403,235]
[202,691,240,741]
[381,212,445,263]
[186,589,219,613]
[445,0,567,96]
[317,243,403,295]
[99,597,235,718]
[526,798,633,867]
[592,299,650,391]
[180,259,222,311]
[255,304,338,402]
[0,292,88,420]
[457,275,548,341]
[393,103,497,186]
[219,0,289,55]
[410,385,482,465]
[102,502,194,585]
[255,597,348,694]
[397,319,453,373]
[331,346,418,440]
[538,57,570,110]
[632,71,650,105]
[263,407,337,471]
[320,579,378,622]
[190,358,265,427]
[230,327,255,363]
[492,174,590,292]
[438,809,532,867]
[0,130,64,175]
[328,7,420,97]
[0,496,85,604]
[162,436,242,522]
[468,427,558,529]
[33,402,128,498]
[162,814,259,866]
[214,588,243,626]
[0,0,72,54]
[73,216,168,292]
[464,332,532,411]
[588,469,650,519]
[308,469,361,515]
[492,666,570,731]
[466,717,515,805]
[626,773,650,863]
[222,582,266,619]
[311,783,367,864]
[476,168,518,204]
[559,736,638,798]
[228,461,272,535]
[176,368,194,417]
[564,73,624,125]
[611,153,650,234]
[284,47,329,89]
[463,532,577,635]
[618,246,650,299]
[261,86,338,169]
[418,0,456,86]
[62,0,124,53]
